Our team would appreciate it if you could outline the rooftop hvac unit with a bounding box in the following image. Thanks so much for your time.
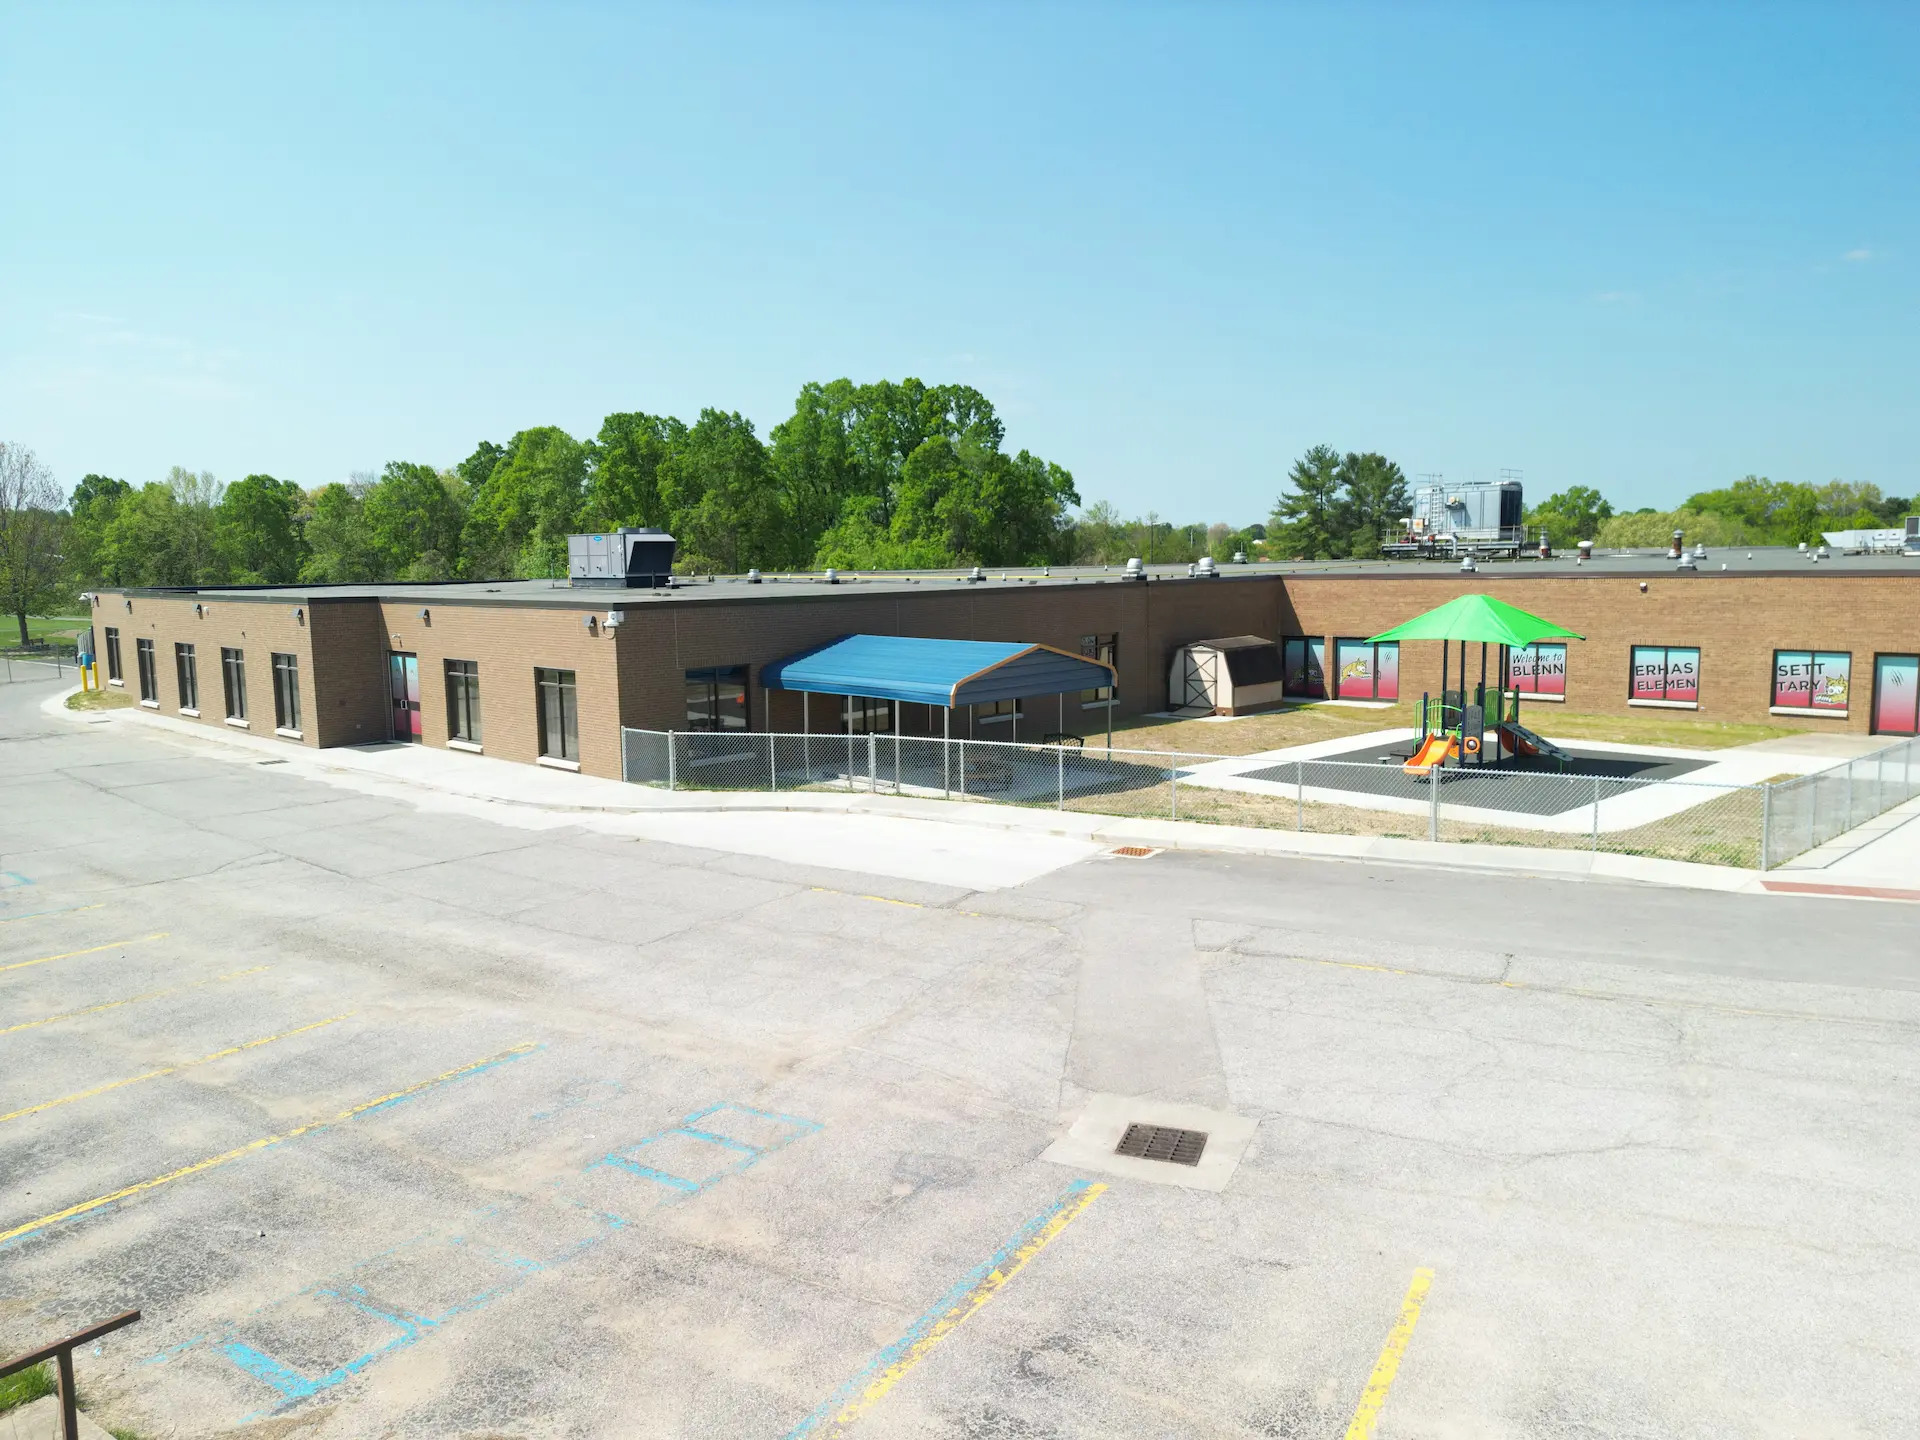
[567,528,678,588]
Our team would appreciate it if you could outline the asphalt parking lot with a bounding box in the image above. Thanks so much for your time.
[4,674,1918,1438]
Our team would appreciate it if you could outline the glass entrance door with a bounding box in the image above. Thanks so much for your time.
[1872,654,1920,735]
[388,652,422,741]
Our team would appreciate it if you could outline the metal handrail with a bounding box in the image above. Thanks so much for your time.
[0,1310,141,1440]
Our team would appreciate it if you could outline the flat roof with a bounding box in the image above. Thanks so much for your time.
[104,545,1920,608]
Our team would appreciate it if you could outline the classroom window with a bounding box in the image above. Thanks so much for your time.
[536,667,578,760]
[105,627,122,681]
[843,697,893,734]
[976,697,1022,724]
[135,638,158,702]
[1772,651,1850,714]
[272,653,301,731]
[1281,637,1327,699]
[1080,633,1117,703]
[1629,645,1700,706]
[684,665,748,731]
[445,659,482,744]
[174,643,198,710]
[221,647,247,721]
[1510,643,1567,699]
[1334,639,1399,700]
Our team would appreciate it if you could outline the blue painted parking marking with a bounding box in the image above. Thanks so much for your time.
[588,1101,824,1199]
[144,1097,823,1419]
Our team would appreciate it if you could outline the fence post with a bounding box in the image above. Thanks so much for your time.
[1808,774,1817,854]
[1296,761,1304,831]
[769,733,777,792]
[1057,743,1065,810]
[667,733,677,792]
[1170,766,1178,821]
[868,733,876,793]
[1760,781,1771,870]
[1591,775,1601,851]
[1428,771,1439,842]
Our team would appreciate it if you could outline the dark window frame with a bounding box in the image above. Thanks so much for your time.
[1770,649,1851,713]
[1281,636,1327,699]
[221,647,247,721]
[1333,638,1400,701]
[536,667,579,761]
[445,659,482,744]
[684,665,749,733]
[105,627,122,682]
[135,638,158,702]
[271,652,301,732]
[1628,644,1701,706]
[1079,633,1118,704]
[842,696,893,735]
[174,642,198,711]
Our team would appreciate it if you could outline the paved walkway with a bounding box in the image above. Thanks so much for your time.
[53,692,1916,902]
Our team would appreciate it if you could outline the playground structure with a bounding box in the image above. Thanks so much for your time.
[1365,594,1583,779]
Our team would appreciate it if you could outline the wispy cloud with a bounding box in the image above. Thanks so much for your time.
[1843,247,1873,263]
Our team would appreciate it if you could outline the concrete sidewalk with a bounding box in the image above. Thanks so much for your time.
[52,690,1913,901]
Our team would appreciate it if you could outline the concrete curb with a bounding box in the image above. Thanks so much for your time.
[68,695,1909,901]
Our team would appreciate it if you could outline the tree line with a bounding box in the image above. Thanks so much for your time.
[45,378,1083,597]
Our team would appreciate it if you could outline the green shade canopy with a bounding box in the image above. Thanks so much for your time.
[1366,593,1585,646]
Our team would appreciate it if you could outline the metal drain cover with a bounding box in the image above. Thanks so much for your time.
[1110,846,1158,858]
[1114,1122,1208,1166]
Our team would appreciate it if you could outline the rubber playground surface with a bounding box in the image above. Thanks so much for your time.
[1239,739,1714,816]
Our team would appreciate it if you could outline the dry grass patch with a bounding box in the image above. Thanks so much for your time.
[67,687,135,711]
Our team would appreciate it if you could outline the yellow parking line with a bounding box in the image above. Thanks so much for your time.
[0,933,168,976]
[0,966,270,1037]
[789,1180,1106,1437]
[1343,1267,1435,1440]
[0,904,106,926]
[0,1041,541,1248]
[0,1011,354,1126]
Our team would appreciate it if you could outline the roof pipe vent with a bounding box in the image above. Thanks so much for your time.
[1196,556,1218,577]
[967,565,985,583]
[1459,554,1478,573]
[1124,557,1144,580]
[746,568,762,584]
[823,567,840,585]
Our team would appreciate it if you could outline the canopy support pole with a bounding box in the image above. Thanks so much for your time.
[803,692,810,778]
[943,705,950,798]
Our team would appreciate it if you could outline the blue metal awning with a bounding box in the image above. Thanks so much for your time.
[761,634,1116,708]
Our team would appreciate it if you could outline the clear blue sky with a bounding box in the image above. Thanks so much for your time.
[3,2,1915,522]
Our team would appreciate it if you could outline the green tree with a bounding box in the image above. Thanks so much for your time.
[1,442,69,645]
[100,469,227,586]
[582,412,686,533]
[219,473,306,583]
[364,461,465,580]
[462,427,587,578]
[659,410,783,573]
[457,440,507,493]
[1336,452,1410,557]
[1526,484,1615,546]
[1270,445,1345,559]
[300,483,384,582]
[67,473,132,585]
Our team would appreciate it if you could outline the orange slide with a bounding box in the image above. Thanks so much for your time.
[1402,733,1458,777]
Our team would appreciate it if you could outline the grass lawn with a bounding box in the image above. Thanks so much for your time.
[6,614,90,649]
[1109,702,1801,757]
[68,687,135,711]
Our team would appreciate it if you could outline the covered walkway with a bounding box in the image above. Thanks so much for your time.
[761,634,1119,745]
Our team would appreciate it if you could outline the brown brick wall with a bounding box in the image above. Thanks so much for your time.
[1279,572,1920,733]
[607,576,1290,736]
[375,599,624,777]
[93,592,323,746]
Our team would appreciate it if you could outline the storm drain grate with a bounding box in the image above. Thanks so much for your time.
[1114,1123,1208,1166]
[1110,846,1158,858]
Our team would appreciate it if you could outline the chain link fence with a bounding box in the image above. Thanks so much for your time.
[1760,735,1920,869]
[0,653,75,684]
[629,728,1828,868]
